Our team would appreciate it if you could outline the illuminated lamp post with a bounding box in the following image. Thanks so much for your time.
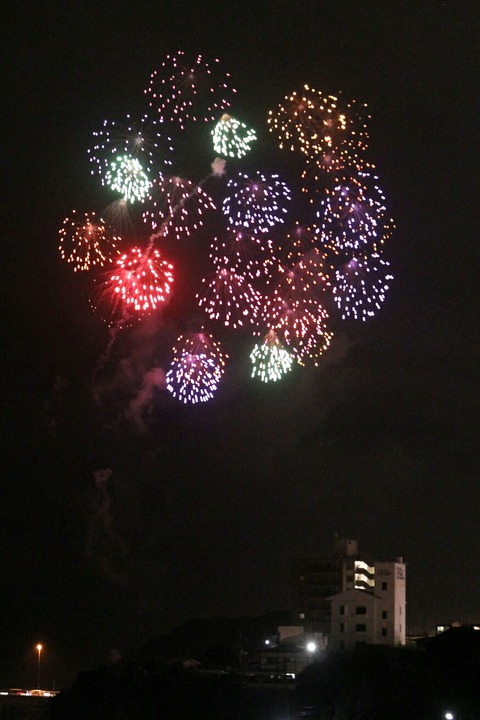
[306,640,317,664]
[36,644,43,689]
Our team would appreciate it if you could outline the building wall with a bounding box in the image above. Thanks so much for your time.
[328,561,407,650]
[375,561,406,646]
[330,589,378,651]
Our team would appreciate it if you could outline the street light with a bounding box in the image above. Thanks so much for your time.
[306,641,317,665]
[36,644,43,689]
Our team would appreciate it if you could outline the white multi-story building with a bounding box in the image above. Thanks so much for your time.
[329,559,406,650]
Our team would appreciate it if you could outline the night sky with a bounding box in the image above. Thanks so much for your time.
[2,0,479,690]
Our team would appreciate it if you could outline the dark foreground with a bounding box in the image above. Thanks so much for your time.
[18,627,480,719]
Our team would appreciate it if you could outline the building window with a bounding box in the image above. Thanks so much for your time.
[399,606,402,615]
[340,623,344,633]
[340,605,345,615]
[382,610,387,619]
[355,606,367,615]
[382,628,387,637]
[382,582,387,591]
[299,613,305,619]
[355,624,367,632]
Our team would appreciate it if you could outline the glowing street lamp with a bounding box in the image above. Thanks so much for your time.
[36,644,43,689]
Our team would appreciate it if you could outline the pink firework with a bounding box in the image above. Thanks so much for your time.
[209,226,278,282]
[197,266,263,328]
[91,246,174,326]
[261,292,333,366]
[145,51,237,129]
[171,331,227,366]
[142,175,216,240]
[273,255,331,304]
[58,210,121,271]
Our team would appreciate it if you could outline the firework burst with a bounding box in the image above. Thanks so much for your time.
[197,266,263,328]
[91,246,174,326]
[212,114,257,158]
[60,49,397,403]
[262,292,333,366]
[222,172,291,233]
[104,155,151,202]
[250,329,294,382]
[268,85,369,166]
[171,331,227,365]
[88,114,174,180]
[333,254,393,321]
[145,51,237,129]
[318,171,394,252]
[209,226,277,282]
[142,175,216,239]
[166,354,223,404]
[58,211,121,271]
[166,331,227,404]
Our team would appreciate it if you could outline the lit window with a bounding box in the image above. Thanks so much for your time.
[299,613,305,619]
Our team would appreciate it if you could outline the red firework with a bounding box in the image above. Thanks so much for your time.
[91,246,174,326]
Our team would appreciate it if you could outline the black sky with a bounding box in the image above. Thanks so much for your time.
[1,0,479,689]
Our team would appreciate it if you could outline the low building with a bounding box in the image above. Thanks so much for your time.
[329,560,406,650]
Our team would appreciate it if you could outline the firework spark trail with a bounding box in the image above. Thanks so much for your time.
[92,303,133,398]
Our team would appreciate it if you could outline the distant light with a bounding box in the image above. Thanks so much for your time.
[265,639,271,645]
[445,713,454,720]
[306,641,317,653]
